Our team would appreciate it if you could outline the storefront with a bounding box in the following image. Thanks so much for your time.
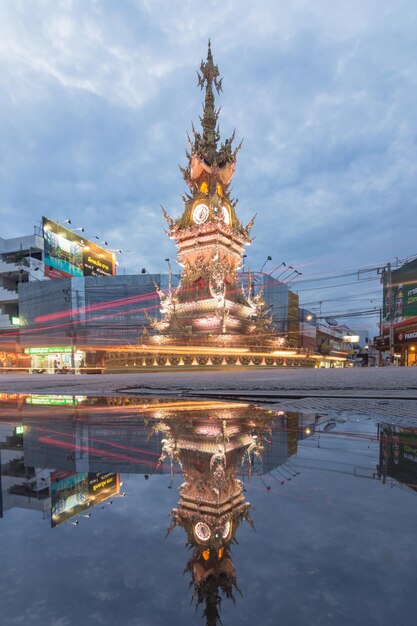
[0,351,31,372]
[315,354,348,368]
[394,321,417,366]
[378,319,417,365]
[24,346,86,374]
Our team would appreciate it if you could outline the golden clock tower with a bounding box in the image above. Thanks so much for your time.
[102,44,315,369]
[156,42,271,347]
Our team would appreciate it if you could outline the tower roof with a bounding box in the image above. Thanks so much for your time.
[196,40,223,165]
[190,41,240,172]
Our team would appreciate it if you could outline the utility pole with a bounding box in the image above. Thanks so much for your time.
[387,263,395,364]
[63,286,75,372]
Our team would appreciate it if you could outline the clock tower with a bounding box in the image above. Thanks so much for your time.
[155,42,273,347]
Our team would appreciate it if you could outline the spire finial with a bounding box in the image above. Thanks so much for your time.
[195,41,223,163]
[197,40,222,94]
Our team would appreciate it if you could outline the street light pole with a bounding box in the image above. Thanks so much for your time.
[259,256,272,273]
[276,266,293,280]
[270,261,286,275]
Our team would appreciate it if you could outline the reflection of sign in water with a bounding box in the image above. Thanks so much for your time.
[51,472,89,526]
[26,394,86,406]
[379,426,417,492]
[51,471,120,527]
[24,346,73,355]
[42,217,115,278]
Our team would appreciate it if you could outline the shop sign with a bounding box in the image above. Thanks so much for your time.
[25,394,86,406]
[24,346,74,355]
[374,335,389,349]
[396,330,417,343]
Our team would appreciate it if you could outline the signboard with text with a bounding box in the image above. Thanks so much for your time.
[42,217,115,279]
[51,471,120,527]
[379,426,417,492]
[382,259,417,325]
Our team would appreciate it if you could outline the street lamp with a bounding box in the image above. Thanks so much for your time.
[270,261,286,275]
[259,256,272,273]
[284,270,298,283]
[287,270,302,284]
[94,237,109,246]
[276,266,293,280]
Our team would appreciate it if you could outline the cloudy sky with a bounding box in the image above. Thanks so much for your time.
[1,0,417,329]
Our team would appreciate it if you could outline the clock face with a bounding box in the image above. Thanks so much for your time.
[192,203,209,224]
[221,205,230,225]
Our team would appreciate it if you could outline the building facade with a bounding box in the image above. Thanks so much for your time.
[18,274,178,372]
[0,232,44,370]
[380,258,417,365]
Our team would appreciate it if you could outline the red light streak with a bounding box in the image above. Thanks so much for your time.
[35,290,161,323]
[0,271,306,343]
[38,436,160,467]
[32,424,161,457]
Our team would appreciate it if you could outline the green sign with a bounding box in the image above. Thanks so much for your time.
[383,259,417,323]
[25,395,86,406]
[24,346,74,355]
[11,317,20,326]
[15,425,25,434]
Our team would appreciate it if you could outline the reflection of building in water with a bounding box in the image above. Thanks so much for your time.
[0,419,121,525]
[149,403,274,626]
[1,391,315,626]
[0,423,50,518]
[1,392,310,623]
[378,424,417,492]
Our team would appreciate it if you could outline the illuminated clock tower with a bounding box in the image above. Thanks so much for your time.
[156,42,271,346]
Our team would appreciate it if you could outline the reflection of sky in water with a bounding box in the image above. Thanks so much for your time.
[0,405,415,626]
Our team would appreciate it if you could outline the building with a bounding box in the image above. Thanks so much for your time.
[316,323,351,367]
[0,232,44,370]
[18,273,179,372]
[240,272,301,345]
[299,308,317,351]
[380,258,417,365]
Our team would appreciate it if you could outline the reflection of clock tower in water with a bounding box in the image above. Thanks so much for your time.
[151,402,273,625]
[158,42,269,343]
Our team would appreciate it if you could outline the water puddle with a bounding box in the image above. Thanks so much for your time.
[0,394,415,625]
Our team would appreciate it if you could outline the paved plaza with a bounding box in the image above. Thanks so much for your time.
[0,366,416,396]
[2,367,417,427]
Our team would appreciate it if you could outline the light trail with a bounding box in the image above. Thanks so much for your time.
[38,435,161,467]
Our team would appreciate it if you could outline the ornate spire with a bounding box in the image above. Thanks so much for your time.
[196,40,222,165]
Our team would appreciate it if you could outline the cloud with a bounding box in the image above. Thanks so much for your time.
[1,0,417,327]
